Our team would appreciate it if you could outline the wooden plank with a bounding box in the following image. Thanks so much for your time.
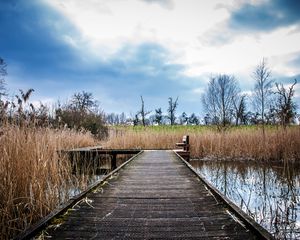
[174,150,274,240]
[65,149,141,154]
[31,150,271,239]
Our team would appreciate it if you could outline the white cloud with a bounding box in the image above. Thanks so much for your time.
[43,0,300,82]
[142,0,175,9]
[43,0,228,64]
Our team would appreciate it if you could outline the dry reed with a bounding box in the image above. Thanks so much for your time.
[2,124,299,238]
[0,124,96,239]
[105,126,300,162]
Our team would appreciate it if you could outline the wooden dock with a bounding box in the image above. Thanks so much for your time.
[27,150,272,239]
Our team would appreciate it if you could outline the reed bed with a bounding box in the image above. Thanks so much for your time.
[105,125,300,162]
[2,124,299,238]
[0,124,96,239]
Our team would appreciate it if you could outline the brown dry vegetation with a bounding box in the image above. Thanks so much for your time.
[1,124,300,239]
[0,124,96,239]
[105,125,300,162]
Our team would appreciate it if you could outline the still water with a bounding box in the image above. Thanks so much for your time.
[190,160,300,239]
[67,155,133,198]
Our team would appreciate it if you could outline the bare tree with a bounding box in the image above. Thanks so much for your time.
[233,94,247,125]
[252,58,273,132]
[55,91,107,138]
[71,91,96,113]
[202,74,239,128]
[154,108,163,125]
[106,113,126,125]
[167,97,178,125]
[275,79,297,127]
[139,96,151,127]
[119,112,126,124]
[133,113,139,126]
[189,113,199,125]
[204,113,211,125]
[179,112,188,125]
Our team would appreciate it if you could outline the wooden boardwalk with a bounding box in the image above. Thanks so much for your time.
[45,150,260,239]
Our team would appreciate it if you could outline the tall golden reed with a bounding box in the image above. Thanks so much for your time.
[0,124,96,239]
[2,124,299,239]
[105,126,300,162]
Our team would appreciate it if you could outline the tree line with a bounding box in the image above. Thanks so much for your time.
[106,59,298,128]
[105,96,201,126]
[202,59,297,130]
[1,56,298,132]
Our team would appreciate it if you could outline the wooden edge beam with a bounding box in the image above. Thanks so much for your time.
[68,145,103,151]
[174,151,190,155]
[175,143,186,146]
[15,150,144,240]
[173,150,274,240]
[60,149,141,155]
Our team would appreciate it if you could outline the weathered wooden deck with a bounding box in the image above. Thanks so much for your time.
[41,150,266,239]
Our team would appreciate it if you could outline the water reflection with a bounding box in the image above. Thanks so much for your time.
[68,174,105,198]
[190,160,300,239]
[66,154,134,198]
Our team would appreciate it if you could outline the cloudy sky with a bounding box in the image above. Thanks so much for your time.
[0,0,300,115]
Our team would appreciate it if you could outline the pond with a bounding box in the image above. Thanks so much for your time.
[190,160,300,239]
[67,154,136,198]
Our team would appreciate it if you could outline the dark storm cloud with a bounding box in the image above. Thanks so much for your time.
[229,0,300,31]
[200,0,300,46]
[0,0,201,113]
[0,0,80,81]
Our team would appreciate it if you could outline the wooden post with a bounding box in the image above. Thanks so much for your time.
[184,135,189,152]
[185,135,190,162]
[111,153,117,170]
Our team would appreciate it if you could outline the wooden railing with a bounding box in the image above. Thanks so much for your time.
[61,148,141,173]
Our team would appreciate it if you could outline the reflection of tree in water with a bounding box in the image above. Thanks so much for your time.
[190,160,300,239]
